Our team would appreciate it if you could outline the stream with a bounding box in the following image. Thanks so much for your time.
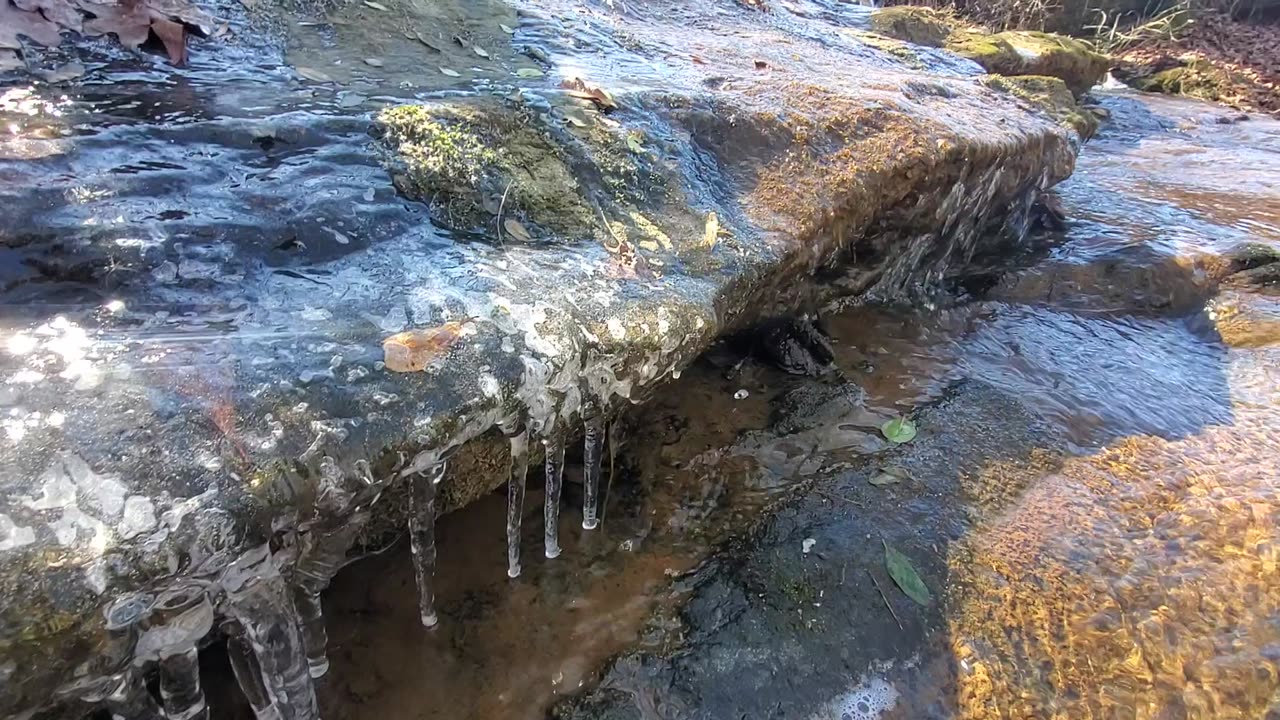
[2,0,1278,717]
[201,90,1280,719]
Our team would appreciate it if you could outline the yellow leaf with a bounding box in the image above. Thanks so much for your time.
[383,320,473,372]
[704,211,719,247]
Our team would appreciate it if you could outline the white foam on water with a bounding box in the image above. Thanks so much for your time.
[809,673,899,720]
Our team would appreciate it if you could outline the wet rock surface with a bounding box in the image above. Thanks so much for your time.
[0,0,1083,716]
[552,89,1280,720]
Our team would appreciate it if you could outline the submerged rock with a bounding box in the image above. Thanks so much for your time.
[0,0,1080,716]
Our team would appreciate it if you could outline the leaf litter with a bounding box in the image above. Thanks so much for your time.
[883,541,931,606]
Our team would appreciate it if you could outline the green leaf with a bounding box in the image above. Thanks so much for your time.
[880,416,916,444]
[625,133,644,153]
[884,541,931,606]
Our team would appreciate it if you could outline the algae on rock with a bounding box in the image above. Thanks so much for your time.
[870,6,1111,97]
[982,75,1100,139]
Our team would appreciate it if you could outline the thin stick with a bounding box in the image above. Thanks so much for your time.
[600,419,616,524]
[868,569,903,630]
[495,179,514,248]
[813,488,863,508]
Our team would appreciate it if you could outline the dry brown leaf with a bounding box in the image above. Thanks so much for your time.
[561,77,617,110]
[383,320,473,372]
[0,50,23,72]
[1,1,64,50]
[81,0,149,49]
[503,218,532,242]
[14,0,82,32]
[150,14,187,65]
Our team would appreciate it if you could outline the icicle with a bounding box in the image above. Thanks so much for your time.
[409,462,446,627]
[84,595,163,720]
[505,423,530,578]
[103,673,165,720]
[293,509,368,677]
[543,435,566,559]
[220,544,318,720]
[582,413,605,530]
[143,584,214,720]
[222,618,282,720]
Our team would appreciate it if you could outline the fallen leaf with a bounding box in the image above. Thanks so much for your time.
[151,17,187,64]
[515,67,544,78]
[503,218,532,242]
[562,77,617,110]
[869,465,912,486]
[754,59,768,69]
[704,211,719,247]
[880,416,917,444]
[473,45,490,59]
[691,54,707,64]
[363,0,390,10]
[364,57,384,67]
[36,61,85,83]
[0,50,23,72]
[439,66,460,77]
[383,320,473,372]
[13,0,80,32]
[884,541,931,606]
[295,66,334,83]
[337,92,367,108]
[415,32,441,51]
[626,133,644,153]
[499,23,515,33]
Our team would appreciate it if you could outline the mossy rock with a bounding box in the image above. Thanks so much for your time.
[1130,61,1230,101]
[982,74,1099,139]
[377,102,597,238]
[867,6,955,47]
[869,7,1110,97]
[951,31,1109,98]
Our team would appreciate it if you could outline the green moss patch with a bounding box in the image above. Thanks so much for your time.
[982,74,1099,139]
[869,7,1110,97]
[377,103,596,238]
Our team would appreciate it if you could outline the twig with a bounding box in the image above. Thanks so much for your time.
[813,488,863,508]
[868,569,904,630]
[495,179,514,248]
[596,203,625,253]
[600,419,617,524]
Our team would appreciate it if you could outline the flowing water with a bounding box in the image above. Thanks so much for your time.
[203,90,1280,720]
[4,0,1279,716]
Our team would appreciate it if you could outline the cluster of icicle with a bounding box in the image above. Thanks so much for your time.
[71,409,611,720]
